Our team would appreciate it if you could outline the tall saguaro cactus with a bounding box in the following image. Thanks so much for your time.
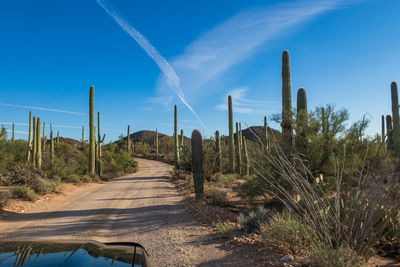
[81,126,85,147]
[50,124,54,165]
[386,115,394,150]
[27,111,33,163]
[391,82,400,157]
[155,129,159,156]
[56,131,60,145]
[296,87,307,150]
[36,117,42,169]
[42,122,46,151]
[89,85,95,177]
[32,116,37,167]
[174,105,179,169]
[281,50,294,153]
[215,130,221,173]
[191,129,204,200]
[242,136,249,176]
[235,122,242,174]
[97,112,105,176]
[264,116,270,151]
[127,125,131,154]
[381,115,385,142]
[228,95,235,173]
[12,123,15,142]
[180,129,184,150]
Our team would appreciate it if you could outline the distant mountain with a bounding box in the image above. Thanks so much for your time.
[239,126,280,142]
[123,130,190,144]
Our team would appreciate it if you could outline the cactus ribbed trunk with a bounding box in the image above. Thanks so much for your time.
[386,115,394,151]
[215,130,221,173]
[36,117,42,169]
[180,129,184,150]
[296,87,307,150]
[264,116,270,151]
[381,115,385,143]
[281,50,294,154]
[32,117,37,167]
[174,105,179,169]
[42,122,46,151]
[27,111,32,163]
[391,82,400,157]
[127,125,131,154]
[12,123,15,142]
[228,95,235,173]
[155,129,159,156]
[89,85,95,177]
[50,124,54,165]
[235,122,242,175]
[191,129,204,201]
[243,136,249,176]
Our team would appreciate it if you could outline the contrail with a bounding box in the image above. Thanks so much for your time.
[0,103,86,116]
[96,0,206,129]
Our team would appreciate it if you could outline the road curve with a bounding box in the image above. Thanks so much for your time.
[0,158,235,266]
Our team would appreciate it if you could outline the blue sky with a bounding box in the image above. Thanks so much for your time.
[0,0,399,141]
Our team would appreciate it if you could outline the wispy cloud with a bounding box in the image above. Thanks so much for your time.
[96,0,206,129]
[157,0,345,100]
[216,87,280,114]
[0,103,86,116]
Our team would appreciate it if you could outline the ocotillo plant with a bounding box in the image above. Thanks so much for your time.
[191,129,204,200]
[32,117,37,167]
[264,116,270,151]
[97,112,105,176]
[391,82,400,157]
[36,117,42,169]
[296,87,307,150]
[12,123,15,142]
[89,85,95,177]
[174,105,179,169]
[381,115,385,142]
[155,129,159,156]
[235,122,242,174]
[281,50,294,153]
[127,125,131,154]
[50,124,54,165]
[215,130,221,173]
[42,122,46,151]
[27,111,32,163]
[386,115,394,150]
[242,136,249,176]
[228,95,235,173]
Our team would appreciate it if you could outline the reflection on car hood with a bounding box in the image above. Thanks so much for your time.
[0,240,148,267]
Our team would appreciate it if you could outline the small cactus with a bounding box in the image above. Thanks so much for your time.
[97,112,105,176]
[381,115,385,143]
[127,125,131,154]
[228,95,235,173]
[174,105,180,169]
[89,85,96,177]
[386,115,394,150]
[191,129,204,200]
[215,130,221,173]
[391,82,400,157]
[27,111,32,163]
[50,124,54,165]
[235,122,242,174]
[180,129,184,150]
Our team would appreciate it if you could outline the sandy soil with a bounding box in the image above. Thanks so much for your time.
[0,158,258,266]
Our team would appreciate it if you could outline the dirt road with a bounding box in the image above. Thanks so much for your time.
[0,158,242,266]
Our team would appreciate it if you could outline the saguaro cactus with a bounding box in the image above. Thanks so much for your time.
[127,125,131,154]
[381,115,385,142]
[296,87,307,150]
[155,129,159,155]
[180,129,184,150]
[32,116,37,167]
[42,122,46,151]
[50,124,54,165]
[239,122,243,147]
[97,112,105,176]
[12,123,15,142]
[215,130,221,173]
[391,82,400,157]
[235,122,242,174]
[191,129,204,200]
[174,105,180,169]
[281,50,294,153]
[386,115,394,151]
[81,126,85,147]
[89,85,95,177]
[243,136,249,176]
[264,116,270,151]
[27,111,32,163]
[56,131,60,145]
[228,95,235,173]
[36,117,42,169]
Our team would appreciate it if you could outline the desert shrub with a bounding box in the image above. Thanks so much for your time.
[62,174,81,184]
[214,220,235,238]
[102,150,136,178]
[260,211,316,254]
[211,173,239,187]
[1,165,45,187]
[205,187,228,206]
[31,178,58,195]
[171,169,187,180]
[0,191,10,207]
[11,186,37,201]
[309,246,364,267]
[237,175,267,204]
[238,206,273,232]
[0,139,28,173]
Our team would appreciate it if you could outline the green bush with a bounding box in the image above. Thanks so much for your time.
[0,191,10,207]
[238,206,272,232]
[11,186,37,201]
[62,174,82,184]
[211,173,239,187]
[214,220,235,238]
[260,211,316,254]
[205,187,228,206]
[237,175,267,204]
[31,178,58,195]
[309,246,365,267]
